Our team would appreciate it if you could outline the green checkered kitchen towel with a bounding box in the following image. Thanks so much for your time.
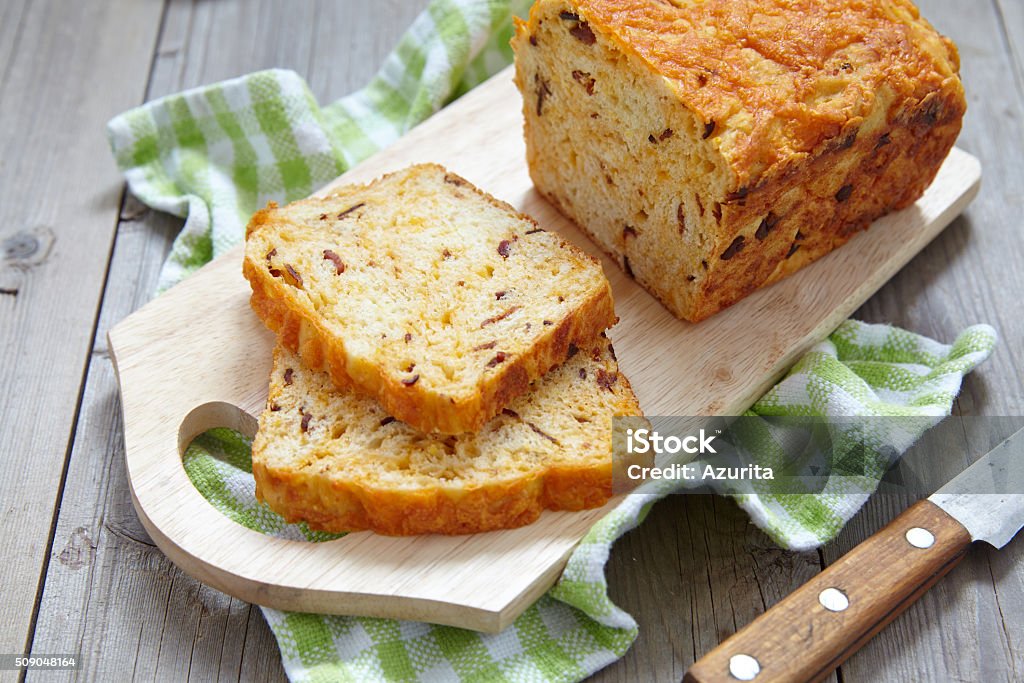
[107,1,998,681]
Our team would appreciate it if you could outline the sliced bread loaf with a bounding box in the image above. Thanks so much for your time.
[244,164,617,434]
[512,0,964,321]
[252,338,641,535]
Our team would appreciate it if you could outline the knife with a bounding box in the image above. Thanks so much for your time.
[684,426,1024,683]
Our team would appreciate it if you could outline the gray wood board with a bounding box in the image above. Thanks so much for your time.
[25,1,429,681]
[823,1,1024,681]
[17,0,1024,681]
[595,1,1024,680]
[0,0,165,667]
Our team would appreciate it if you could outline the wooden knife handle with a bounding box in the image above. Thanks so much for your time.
[684,499,972,683]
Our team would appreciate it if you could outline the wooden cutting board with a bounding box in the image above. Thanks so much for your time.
[109,65,980,633]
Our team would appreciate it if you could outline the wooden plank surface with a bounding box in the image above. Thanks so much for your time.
[996,0,1024,94]
[103,49,977,631]
[13,0,1024,681]
[0,0,165,670]
[685,499,975,683]
[598,495,839,683]
[820,2,1024,681]
[597,1,1024,681]
[25,1,429,681]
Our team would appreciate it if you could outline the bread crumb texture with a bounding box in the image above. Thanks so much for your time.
[244,164,617,434]
[253,340,641,535]
[512,0,965,321]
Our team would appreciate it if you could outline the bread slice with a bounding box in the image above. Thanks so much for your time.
[243,164,617,434]
[252,338,641,535]
[512,0,965,321]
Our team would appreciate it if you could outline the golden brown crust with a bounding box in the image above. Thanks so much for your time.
[252,343,642,536]
[690,87,964,321]
[253,460,616,535]
[512,0,965,322]
[253,459,542,535]
[573,0,963,187]
[245,260,617,433]
[243,165,618,433]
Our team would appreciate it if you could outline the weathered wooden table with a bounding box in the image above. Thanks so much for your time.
[2,1,1021,680]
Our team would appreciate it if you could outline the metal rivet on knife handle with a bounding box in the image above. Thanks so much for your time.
[683,500,973,683]
[728,654,760,680]
[686,430,1024,683]
[818,587,850,612]
[905,527,935,549]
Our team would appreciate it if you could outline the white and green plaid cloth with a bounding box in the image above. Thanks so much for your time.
[108,1,997,681]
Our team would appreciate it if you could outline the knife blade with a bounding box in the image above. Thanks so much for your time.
[930,429,1024,548]
[684,426,1024,683]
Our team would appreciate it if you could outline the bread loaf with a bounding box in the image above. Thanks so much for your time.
[512,0,965,321]
[252,339,640,535]
[243,164,616,434]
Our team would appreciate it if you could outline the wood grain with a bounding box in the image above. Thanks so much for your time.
[995,0,1024,96]
[612,1,1024,680]
[25,2,428,680]
[0,0,165,667]
[684,500,972,683]
[824,2,1024,682]
[105,62,978,632]
[13,0,1023,680]
[596,495,838,683]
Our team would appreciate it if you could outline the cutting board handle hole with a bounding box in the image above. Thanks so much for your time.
[178,401,258,457]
